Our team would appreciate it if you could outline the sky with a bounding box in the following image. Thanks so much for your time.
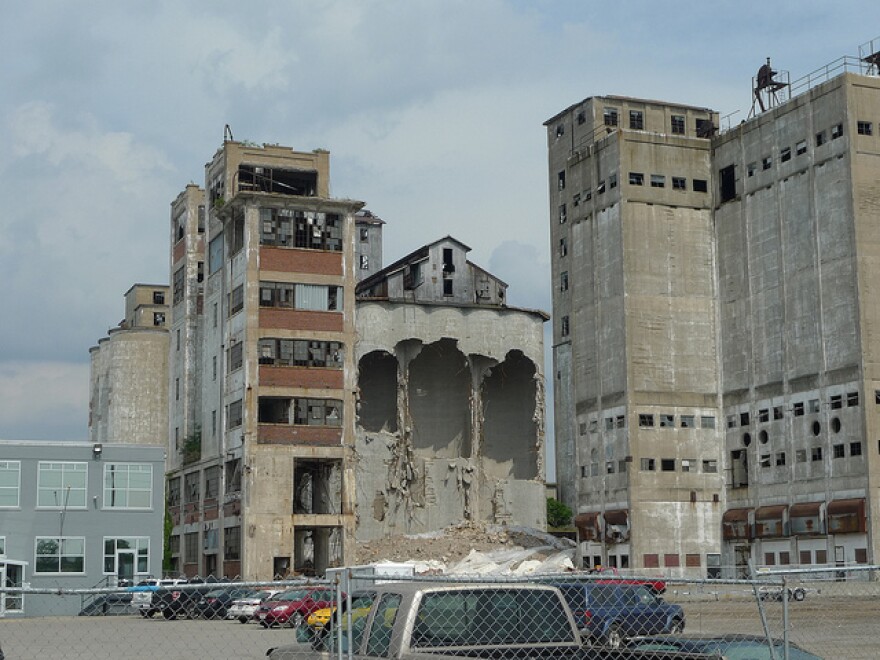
[1,1,877,481]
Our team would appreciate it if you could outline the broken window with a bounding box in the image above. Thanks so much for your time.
[228,342,243,372]
[597,181,606,195]
[230,284,244,315]
[258,281,341,312]
[693,179,708,192]
[604,107,618,127]
[227,400,243,429]
[816,130,827,146]
[167,477,181,507]
[680,415,694,428]
[237,164,317,196]
[360,254,370,270]
[661,458,675,471]
[572,193,581,207]
[858,121,873,135]
[555,123,564,137]
[560,271,569,292]
[762,156,772,170]
[773,406,783,420]
[747,162,757,177]
[830,394,843,409]
[793,401,804,416]
[719,165,736,203]
[360,227,369,241]
[700,415,715,429]
[681,459,692,472]
[223,526,241,560]
[609,173,617,189]
[204,466,219,499]
[781,147,792,162]
[811,447,823,461]
[650,174,665,188]
[760,454,771,468]
[616,415,625,428]
[659,414,674,427]
[605,417,614,431]
[671,115,685,135]
[561,316,570,337]
[153,291,165,305]
[558,204,567,223]
[606,461,615,474]
[672,177,686,191]
[558,171,566,190]
[559,237,568,257]
[629,172,644,186]
[153,312,165,326]
[629,110,644,130]
[174,211,186,242]
[225,459,241,493]
[287,398,343,426]
[173,267,185,306]
[848,391,860,407]
[184,472,200,504]
[638,414,654,428]
[702,460,717,473]
[796,140,807,155]
[758,408,769,423]
[640,458,655,471]
[294,459,342,514]
[229,208,245,255]
[831,123,844,139]
[197,205,205,233]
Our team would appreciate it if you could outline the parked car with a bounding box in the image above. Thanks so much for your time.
[552,582,684,648]
[130,578,187,617]
[758,585,807,601]
[626,634,824,659]
[305,590,377,645]
[192,586,254,619]
[256,586,339,628]
[227,588,284,623]
[592,568,667,595]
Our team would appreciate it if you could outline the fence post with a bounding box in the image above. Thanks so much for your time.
[782,574,789,660]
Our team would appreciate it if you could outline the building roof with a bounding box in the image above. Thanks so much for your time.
[544,94,716,126]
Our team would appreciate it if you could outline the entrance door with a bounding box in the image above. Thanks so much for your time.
[0,561,25,614]
[117,550,136,585]
[734,544,752,579]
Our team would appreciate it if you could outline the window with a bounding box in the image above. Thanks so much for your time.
[38,462,87,508]
[204,466,220,499]
[781,147,792,162]
[700,415,715,429]
[577,111,586,125]
[175,377,179,401]
[702,460,718,473]
[35,537,85,573]
[793,401,804,417]
[681,459,693,472]
[672,177,686,191]
[104,464,152,509]
[212,356,217,381]
[558,204,567,223]
[167,477,181,507]
[230,284,244,315]
[858,121,873,135]
[0,461,20,507]
[153,312,164,326]
[661,458,675,471]
[292,398,343,427]
[830,394,843,409]
[680,415,694,428]
[693,179,708,192]
[762,156,772,170]
[103,537,149,574]
[184,471,200,504]
[747,162,757,177]
[561,316,570,337]
[816,130,827,146]
[211,410,217,437]
[629,172,644,186]
[719,165,735,202]
[650,174,665,188]
[208,234,224,275]
[831,123,844,139]
[184,532,199,564]
[572,193,580,207]
[443,278,453,296]
[228,399,243,429]
[583,188,592,201]
[773,406,783,420]
[629,110,644,130]
[258,338,343,369]
[833,444,845,458]
[671,115,685,134]
[559,237,568,257]
[638,414,655,428]
[660,414,674,428]
[597,180,606,194]
[560,271,569,292]
[616,415,625,428]
[851,442,863,457]
[740,412,750,426]
[558,171,566,190]
[225,459,242,494]
[604,417,614,431]
[172,267,185,306]
[609,173,617,189]
[796,449,807,463]
[224,526,241,560]
[848,391,860,407]
[695,118,712,136]
[360,254,370,270]
[776,452,786,466]
[727,414,736,429]
[555,123,564,137]
[811,447,823,461]
[758,408,769,423]
[760,454,771,468]
[641,458,656,471]
[664,554,680,568]
[228,342,243,371]
[604,107,618,126]
[197,261,204,283]
[152,291,165,305]
[796,140,807,155]
[606,461,615,474]
[259,282,341,312]
[198,205,205,233]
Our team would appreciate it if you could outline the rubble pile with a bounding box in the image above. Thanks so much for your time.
[354,522,577,575]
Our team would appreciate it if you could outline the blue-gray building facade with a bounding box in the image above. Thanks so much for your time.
[0,441,166,616]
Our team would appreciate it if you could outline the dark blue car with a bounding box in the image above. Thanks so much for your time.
[552,582,684,648]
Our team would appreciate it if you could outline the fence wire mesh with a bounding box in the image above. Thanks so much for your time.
[1,567,878,659]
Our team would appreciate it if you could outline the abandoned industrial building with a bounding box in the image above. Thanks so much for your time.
[549,39,880,576]
[87,138,548,580]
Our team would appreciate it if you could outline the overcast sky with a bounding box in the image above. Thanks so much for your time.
[1,1,877,480]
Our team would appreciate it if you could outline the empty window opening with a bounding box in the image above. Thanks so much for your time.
[760,454,771,468]
[811,447,823,461]
[719,165,736,202]
[692,179,708,192]
[831,394,843,409]
[357,351,398,433]
[576,111,586,125]
[796,140,807,155]
[559,237,568,257]
[758,408,769,423]
[671,115,685,135]
[672,177,686,191]
[762,156,772,170]
[629,172,644,186]
[851,442,863,457]
[629,110,644,130]
[731,450,748,487]
[555,123,565,137]
[793,401,805,417]
[747,162,757,177]
[781,147,792,162]
[443,278,453,296]
[293,527,342,576]
[816,130,827,146]
[661,458,675,471]
[831,123,844,139]
[740,411,750,426]
[293,459,342,515]
[408,339,471,457]
[238,164,317,196]
[848,391,860,407]
[560,271,569,292]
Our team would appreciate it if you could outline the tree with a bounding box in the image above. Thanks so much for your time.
[547,497,573,528]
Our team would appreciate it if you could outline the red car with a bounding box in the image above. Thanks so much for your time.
[255,586,340,628]
[593,567,666,595]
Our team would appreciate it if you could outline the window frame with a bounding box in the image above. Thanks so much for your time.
[34,536,86,575]
[0,460,21,508]
[103,463,153,510]
[37,462,88,510]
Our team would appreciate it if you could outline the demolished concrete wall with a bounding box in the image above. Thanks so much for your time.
[355,301,547,540]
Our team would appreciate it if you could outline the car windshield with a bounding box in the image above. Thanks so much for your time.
[206,589,227,598]
[277,589,312,601]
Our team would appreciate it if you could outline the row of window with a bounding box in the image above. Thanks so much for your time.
[168,462,238,507]
[555,108,709,138]
[25,536,151,575]
[259,208,343,251]
[257,282,341,312]
[169,526,241,563]
[727,392,860,428]
[577,414,717,434]
[763,548,868,566]
[258,338,343,368]
[0,461,152,510]
[750,442,864,466]
[639,458,718,473]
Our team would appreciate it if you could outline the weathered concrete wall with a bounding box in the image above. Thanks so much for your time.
[355,301,546,540]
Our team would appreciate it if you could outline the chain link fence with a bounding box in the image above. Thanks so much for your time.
[1,567,878,658]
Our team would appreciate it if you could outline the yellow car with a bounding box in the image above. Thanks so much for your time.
[307,590,375,630]
[306,604,336,629]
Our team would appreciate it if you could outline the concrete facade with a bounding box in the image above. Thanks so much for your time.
[551,67,880,576]
[165,142,363,580]
[355,237,548,539]
[0,441,165,616]
[89,284,170,447]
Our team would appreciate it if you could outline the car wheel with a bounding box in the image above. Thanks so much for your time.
[239,616,248,624]
[793,588,806,601]
[669,618,684,634]
[260,621,269,629]
[605,624,623,649]
[162,609,176,620]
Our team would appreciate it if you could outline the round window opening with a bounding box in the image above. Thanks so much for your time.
[743,432,752,447]
[812,421,821,436]
[759,430,768,444]
[831,417,841,433]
